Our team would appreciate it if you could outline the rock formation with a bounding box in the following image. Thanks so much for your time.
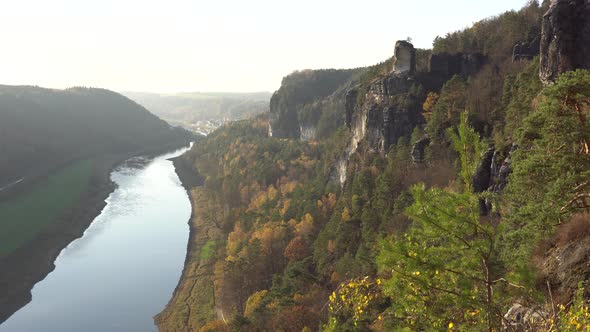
[540,0,590,84]
[512,36,541,61]
[345,74,423,156]
[471,144,517,215]
[428,52,486,80]
[268,68,363,139]
[411,136,431,163]
[503,303,549,331]
[392,41,416,76]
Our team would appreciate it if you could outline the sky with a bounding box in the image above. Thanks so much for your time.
[0,0,530,93]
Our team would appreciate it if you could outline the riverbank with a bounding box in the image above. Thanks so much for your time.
[0,140,192,324]
[154,153,221,332]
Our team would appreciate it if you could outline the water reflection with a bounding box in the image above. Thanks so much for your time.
[0,146,192,332]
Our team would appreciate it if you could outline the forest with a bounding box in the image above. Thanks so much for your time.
[158,1,590,331]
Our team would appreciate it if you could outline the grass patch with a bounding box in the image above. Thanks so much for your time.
[199,239,216,261]
[0,159,95,256]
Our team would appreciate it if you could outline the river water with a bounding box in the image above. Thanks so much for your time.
[0,146,192,332]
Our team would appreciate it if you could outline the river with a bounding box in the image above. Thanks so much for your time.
[0,146,192,332]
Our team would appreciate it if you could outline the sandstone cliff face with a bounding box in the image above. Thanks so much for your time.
[392,40,416,76]
[345,76,422,155]
[334,43,487,184]
[268,68,364,140]
[512,36,540,62]
[540,0,590,84]
[428,52,486,80]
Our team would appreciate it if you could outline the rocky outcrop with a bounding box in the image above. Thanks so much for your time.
[540,0,590,84]
[299,125,317,141]
[336,42,490,185]
[428,52,486,80]
[512,36,541,61]
[268,68,364,139]
[472,145,517,215]
[392,41,416,76]
[473,148,496,215]
[535,213,590,304]
[503,303,549,331]
[473,148,496,193]
[346,74,423,156]
[411,136,430,163]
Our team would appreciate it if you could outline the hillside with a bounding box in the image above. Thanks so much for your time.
[0,86,192,188]
[158,0,590,331]
[0,85,193,324]
[122,91,271,135]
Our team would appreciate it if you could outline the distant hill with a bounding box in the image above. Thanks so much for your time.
[0,85,192,186]
[122,91,271,134]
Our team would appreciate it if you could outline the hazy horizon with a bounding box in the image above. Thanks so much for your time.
[1,0,529,94]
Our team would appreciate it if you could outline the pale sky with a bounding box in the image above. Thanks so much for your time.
[0,0,529,93]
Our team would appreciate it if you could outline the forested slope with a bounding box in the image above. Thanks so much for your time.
[0,86,192,187]
[161,1,590,330]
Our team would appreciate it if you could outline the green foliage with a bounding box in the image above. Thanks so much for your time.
[447,112,486,191]
[556,284,590,331]
[432,1,546,61]
[377,185,502,330]
[502,70,590,267]
[501,58,543,140]
[426,75,468,140]
[199,239,217,261]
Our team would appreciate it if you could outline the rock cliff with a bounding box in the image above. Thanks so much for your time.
[268,68,364,139]
[334,42,486,184]
[512,36,540,62]
[540,0,590,84]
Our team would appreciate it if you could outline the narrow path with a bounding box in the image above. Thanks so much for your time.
[0,178,24,192]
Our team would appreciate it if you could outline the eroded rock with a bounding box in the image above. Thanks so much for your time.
[392,41,416,76]
[540,0,590,84]
[411,136,431,163]
[428,53,486,79]
[513,36,541,62]
[503,303,549,331]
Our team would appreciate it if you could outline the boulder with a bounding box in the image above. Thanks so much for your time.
[540,0,590,84]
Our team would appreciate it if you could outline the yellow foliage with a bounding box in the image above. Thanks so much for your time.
[327,240,336,253]
[280,181,298,195]
[197,320,229,332]
[244,290,269,318]
[226,224,247,257]
[328,277,382,325]
[280,199,291,217]
[422,92,439,121]
[341,207,352,222]
[295,213,314,237]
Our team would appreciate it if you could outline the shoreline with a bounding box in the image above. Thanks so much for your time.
[0,140,192,325]
[153,154,202,330]
[154,151,221,332]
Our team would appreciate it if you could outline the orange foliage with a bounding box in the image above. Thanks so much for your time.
[226,223,247,260]
[272,305,319,332]
[284,236,311,261]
